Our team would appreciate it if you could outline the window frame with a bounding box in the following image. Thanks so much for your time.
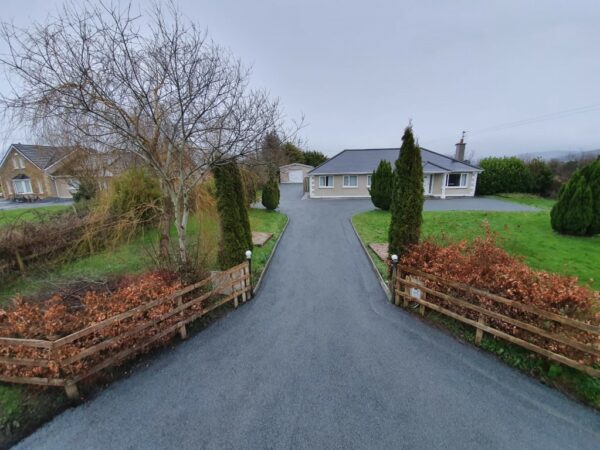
[13,178,33,195]
[445,172,468,188]
[319,175,334,188]
[367,175,372,188]
[343,175,358,188]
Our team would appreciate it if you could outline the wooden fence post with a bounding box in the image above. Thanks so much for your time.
[475,315,485,345]
[232,272,239,309]
[64,381,80,401]
[177,295,187,340]
[419,292,426,316]
[241,266,247,303]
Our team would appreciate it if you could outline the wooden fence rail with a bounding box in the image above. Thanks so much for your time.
[392,264,600,378]
[0,261,251,399]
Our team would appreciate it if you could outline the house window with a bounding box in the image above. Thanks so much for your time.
[19,157,25,169]
[343,175,358,188]
[12,178,33,194]
[446,173,468,187]
[367,175,372,188]
[319,175,334,188]
[12,157,18,169]
[37,180,44,194]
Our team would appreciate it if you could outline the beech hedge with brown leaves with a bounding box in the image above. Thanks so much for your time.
[401,235,600,366]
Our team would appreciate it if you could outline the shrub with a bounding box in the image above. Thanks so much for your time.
[401,234,599,365]
[580,157,600,235]
[109,168,162,224]
[476,157,532,195]
[239,166,259,206]
[0,271,181,379]
[388,126,424,256]
[213,162,252,269]
[527,158,554,196]
[369,160,393,210]
[72,178,97,203]
[551,163,598,236]
[262,177,280,211]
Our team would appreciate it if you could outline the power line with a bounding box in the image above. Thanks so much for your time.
[469,103,600,135]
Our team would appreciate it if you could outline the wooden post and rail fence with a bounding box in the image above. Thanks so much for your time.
[390,263,600,378]
[0,260,252,399]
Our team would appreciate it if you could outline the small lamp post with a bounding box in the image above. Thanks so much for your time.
[245,250,253,298]
[390,254,399,303]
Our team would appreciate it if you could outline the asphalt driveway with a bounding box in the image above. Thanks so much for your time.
[16,185,599,449]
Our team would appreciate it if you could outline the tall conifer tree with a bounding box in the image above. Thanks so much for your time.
[388,126,424,256]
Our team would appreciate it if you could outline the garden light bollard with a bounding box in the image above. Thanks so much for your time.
[390,254,398,304]
[245,250,253,299]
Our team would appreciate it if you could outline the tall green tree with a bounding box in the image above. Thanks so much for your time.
[388,126,424,256]
[303,150,327,167]
[282,142,305,164]
[213,162,253,269]
[369,160,393,210]
[527,158,553,196]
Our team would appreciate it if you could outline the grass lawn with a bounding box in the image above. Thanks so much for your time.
[492,193,556,210]
[0,208,287,303]
[352,207,600,290]
[0,205,72,226]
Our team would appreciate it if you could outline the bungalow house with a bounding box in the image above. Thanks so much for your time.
[308,140,482,199]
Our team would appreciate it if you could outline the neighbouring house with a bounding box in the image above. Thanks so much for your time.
[0,144,131,200]
[279,163,314,184]
[308,140,482,199]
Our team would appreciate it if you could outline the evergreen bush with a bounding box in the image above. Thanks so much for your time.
[369,160,393,210]
[213,162,253,269]
[527,158,554,197]
[262,178,280,210]
[475,157,532,195]
[388,126,424,256]
[551,172,594,236]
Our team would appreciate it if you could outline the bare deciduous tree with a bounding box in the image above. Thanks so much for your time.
[0,1,283,267]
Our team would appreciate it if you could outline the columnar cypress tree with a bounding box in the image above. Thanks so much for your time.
[369,160,393,210]
[262,177,280,210]
[388,126,424,256]
[550,172,593,236]
[213,162,253,269]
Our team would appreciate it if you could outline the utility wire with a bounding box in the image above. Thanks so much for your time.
[469,103,600,136]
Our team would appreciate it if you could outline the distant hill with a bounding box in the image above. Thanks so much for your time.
[516,149,600,161]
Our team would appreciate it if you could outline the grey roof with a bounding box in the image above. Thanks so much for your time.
[10,144,74,170]
[309,148,482,175]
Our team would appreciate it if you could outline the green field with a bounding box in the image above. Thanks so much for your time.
[0,205,72,226]
[352,206,600,290]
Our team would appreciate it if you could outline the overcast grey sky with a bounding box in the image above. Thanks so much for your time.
[1,0,599,159]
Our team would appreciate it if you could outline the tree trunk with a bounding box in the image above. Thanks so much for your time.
[158,194,173,263]
[171,190,189,268]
